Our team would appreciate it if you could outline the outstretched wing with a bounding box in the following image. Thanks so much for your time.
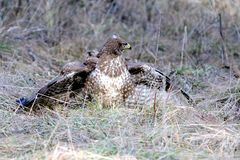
[16,58,97,108]
[127,62,193,104]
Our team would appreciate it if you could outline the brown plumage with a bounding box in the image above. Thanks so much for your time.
[17,35,192,109]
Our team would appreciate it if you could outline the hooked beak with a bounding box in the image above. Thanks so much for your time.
[122,43,132,50]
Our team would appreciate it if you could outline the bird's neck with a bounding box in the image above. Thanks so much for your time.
[97,54,128,77]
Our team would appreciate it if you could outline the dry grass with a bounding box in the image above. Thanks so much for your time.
[1,0,240,159]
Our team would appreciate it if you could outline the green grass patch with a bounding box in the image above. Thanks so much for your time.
[0,42,13,52]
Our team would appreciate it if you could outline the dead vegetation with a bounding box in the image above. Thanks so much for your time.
[0,0,240,159]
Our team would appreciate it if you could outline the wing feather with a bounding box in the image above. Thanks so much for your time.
[16,59,97,108]
[127,62,193,103]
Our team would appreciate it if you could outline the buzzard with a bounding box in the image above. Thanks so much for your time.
[16,35,192,109]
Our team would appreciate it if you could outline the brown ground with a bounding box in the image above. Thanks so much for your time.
[0,0,240,159]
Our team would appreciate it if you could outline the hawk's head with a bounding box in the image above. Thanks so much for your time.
[97,35,131,58]
[95,35,132,77]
